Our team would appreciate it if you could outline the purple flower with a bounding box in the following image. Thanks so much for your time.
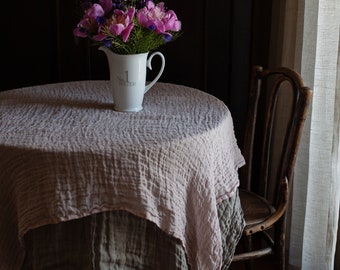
[86,3,105,18]
[99,0,113,14]
[108,7,135,42]
[136,1,181,35]
[163,33,172,42]
[73,1,110,38]
[73,17,98,37]
[112,0,124,10]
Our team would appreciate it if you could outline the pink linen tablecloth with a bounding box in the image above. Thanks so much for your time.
[0,81,245,270]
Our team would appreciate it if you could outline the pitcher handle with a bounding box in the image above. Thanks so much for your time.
[145,52,165,93]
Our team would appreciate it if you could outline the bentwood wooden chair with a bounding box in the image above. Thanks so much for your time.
[232,66,312,270]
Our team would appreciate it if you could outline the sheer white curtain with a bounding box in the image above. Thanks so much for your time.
[272,0,340,269]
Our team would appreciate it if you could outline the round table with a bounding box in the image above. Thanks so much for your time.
[0,81,245,270]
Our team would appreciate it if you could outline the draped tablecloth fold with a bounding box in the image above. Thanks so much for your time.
[0,81,245,269]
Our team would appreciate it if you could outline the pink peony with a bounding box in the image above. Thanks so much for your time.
[137,1,181,36]
[108,7,135,42]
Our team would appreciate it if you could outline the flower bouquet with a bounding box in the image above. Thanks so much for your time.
[73,0,182,54]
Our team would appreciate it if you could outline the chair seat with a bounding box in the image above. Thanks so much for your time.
[239,189,276,227]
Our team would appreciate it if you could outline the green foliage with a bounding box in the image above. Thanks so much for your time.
[108,25,180,54]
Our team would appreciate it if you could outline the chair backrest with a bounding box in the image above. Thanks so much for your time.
[239,66,312,206]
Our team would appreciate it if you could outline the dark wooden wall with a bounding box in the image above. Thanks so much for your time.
[1,0,273,144]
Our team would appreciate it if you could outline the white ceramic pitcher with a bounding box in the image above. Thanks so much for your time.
[99,46,165,112]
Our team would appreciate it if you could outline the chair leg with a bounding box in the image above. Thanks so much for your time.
[243,235,253,270]
[274,216,286,270]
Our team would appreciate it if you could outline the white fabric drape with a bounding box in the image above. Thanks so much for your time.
[277,0,340,269]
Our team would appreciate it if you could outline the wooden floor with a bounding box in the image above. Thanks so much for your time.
[229,255,277,270]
